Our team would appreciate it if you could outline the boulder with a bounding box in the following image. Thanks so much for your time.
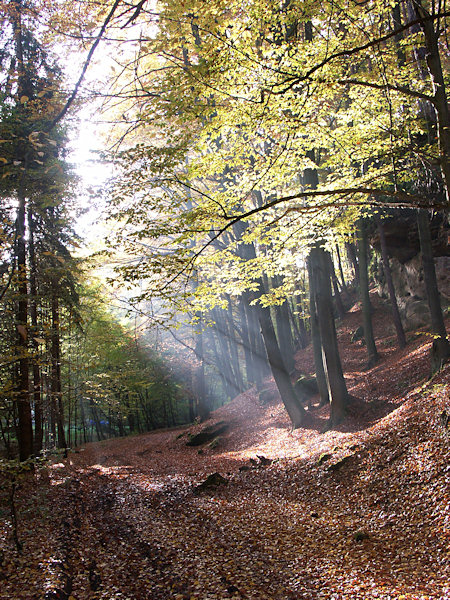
[258,387,278,404]
[294,375,319,403]
[193,472,228,495]
[186,421,229,447]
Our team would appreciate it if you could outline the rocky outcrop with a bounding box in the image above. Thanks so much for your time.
[370,211,449,330]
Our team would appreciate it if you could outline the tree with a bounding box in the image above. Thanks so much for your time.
[308,245,349,426]
[356,219,379,369]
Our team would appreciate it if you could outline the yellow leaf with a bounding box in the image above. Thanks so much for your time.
[20,95,29,103]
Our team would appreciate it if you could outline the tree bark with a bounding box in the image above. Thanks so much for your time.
[15,193,33,461]
[328,253,346,319]
[376,216,407,349]
[194,315,210,421]
[28,208,43,454]
[51,296,67,452]
[335,244,348,296]
[309,246,348,424]
[258,303,305,427]
[357,219,379,368]
[413,0,450,205]
[307,254,330,407]
[273,276,296,373]
[345,241,360,288]
[417,209,450,370]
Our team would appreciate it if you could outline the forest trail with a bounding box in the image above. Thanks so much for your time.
[1,297,449,600]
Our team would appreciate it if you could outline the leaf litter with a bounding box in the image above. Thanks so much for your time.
[1,297,449,599]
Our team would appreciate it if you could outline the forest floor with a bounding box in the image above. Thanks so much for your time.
[1,294,449,600]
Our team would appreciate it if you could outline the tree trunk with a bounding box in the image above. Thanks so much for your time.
[225,295,245,391]
[328,253,346,319]
[258,303,305,428]
[211,307,240,400]
[335,243,348,296]
[307,254,330,407]
[239,295,255,386]
[413,0,450,205]
[345,241,360,288]
[51,296,67,452]
[28,208,43,454]
[15,193,33,461]
[376,216,407,349]
[357,219,379,368]
[194,316,210,421]
[417,209,450,370]
[309,246,348,424]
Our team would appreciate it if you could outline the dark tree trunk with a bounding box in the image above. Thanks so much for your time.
[328,253,346,319]
[258,303,305,427]
[376,217,407,349]
[91,401,105,441]
[357,219,379,368]
[307,254,330,407]
[233,219,270,388]
[413,0,450,204]
[310,246,349,425]
[211,307,240,400]
[345,241,360,288]
[28,208,43,454]
[239,295,254,386]
[15,194,33,461]
[271,276,296,373]
[51,296,67,452]
[208,323,231,400]
[194,317,210,421]
[335,244,348,296]
[225,295,245,391]
[417,209,450,370]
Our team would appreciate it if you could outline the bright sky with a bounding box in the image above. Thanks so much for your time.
[70,108,111,247]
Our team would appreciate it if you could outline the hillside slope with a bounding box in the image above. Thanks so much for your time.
[1,297,449,600]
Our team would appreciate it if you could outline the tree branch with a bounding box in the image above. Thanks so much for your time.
[48,0,123,130]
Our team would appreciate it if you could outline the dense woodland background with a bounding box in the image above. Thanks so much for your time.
[0,0,448,461]
[0,0,449,598]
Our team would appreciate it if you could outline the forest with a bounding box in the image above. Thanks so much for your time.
[0,0,449,598]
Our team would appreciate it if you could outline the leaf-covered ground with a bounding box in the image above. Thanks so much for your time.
[1,297,449,600]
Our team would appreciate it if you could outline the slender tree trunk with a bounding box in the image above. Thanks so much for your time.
[413,0,450,205]
[376,217,407,348]
[310,246,349,425]
[194,316,209,421]
[357,219,379,368]
[307,253,330,407]
[211,307,240,399]
[328,253,346,319]
[28,208,43,454]
[208,323,231,400]
[345,241,360,288]
[12,0,33,462]
[239,295,254,386]
[258,303,305,427]
[51,296,66,452]
[268,278,295,373]
[335,244,348,296]
[15,193,33,461]
[417,209,450,370]
[225,295,245,391]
